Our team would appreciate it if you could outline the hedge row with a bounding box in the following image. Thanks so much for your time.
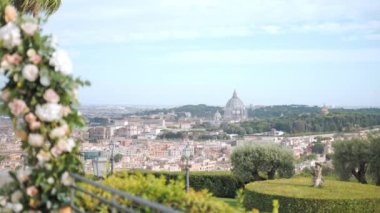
[244,178,380,213]
[115,170,243,198]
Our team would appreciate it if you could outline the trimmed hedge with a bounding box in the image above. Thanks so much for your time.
[116,171,243,198]
[244,177,380,213]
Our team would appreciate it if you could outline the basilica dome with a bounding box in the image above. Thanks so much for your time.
[224,90,247,122]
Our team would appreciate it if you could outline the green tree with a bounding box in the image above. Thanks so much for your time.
[114,153,123,163]
[231,144,294,183]
[311,142,325,154]
[332,139,371,184]
[368,137,380,185]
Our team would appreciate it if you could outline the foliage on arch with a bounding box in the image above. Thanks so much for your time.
[0,4,89,212]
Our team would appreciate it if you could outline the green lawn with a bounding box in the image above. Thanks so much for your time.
[246,177,380,199]
[217,198,239,209]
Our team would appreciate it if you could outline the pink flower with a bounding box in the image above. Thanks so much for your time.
[61,106,72,117]
[43,89,60,103]
[26,186,38,197]
[8,99,26,116]
[29,121,41,130]
[28,134,44,147]
[51,146,63,157]
[4,5,17,23]
[30,54,42,65]
[4,53,22,65]
[21,22,38,36]
[25,112,37,123]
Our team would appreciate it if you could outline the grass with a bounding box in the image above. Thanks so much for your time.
[246,177,380,200]
[217,198,239,209]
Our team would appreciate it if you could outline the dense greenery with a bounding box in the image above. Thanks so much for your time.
[137,104,223,119]
[119,171,243,198]
[225,113,380,135]
[333,137,380,185]
[311,142,325,154]
[248,105,322,119]
[244,177,380,213]
[77,172,236,213]
[231,144,294,183]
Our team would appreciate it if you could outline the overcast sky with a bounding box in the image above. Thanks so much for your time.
[41,0,380,107]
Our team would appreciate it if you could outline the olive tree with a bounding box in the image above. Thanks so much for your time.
[231,143,294,184]
[332,139,371,184]
[368,137,380,185]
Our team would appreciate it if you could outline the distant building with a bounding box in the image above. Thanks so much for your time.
[321,105,329,115]
[212,110,222,126]
[224,90,247,122]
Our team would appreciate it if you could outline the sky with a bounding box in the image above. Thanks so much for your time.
[40,0,380,107]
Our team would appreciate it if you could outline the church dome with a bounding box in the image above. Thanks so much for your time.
[224,90,247,122]
[225,91,245,110]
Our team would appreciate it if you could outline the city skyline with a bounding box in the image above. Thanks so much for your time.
[13,0,380,106]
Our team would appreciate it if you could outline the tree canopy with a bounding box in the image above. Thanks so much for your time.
[231,143,294,183]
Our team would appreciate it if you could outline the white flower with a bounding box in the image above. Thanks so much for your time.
[16,167,31,183]
[11,190,22,203]
[37,150,51,164]
[22,64,39,82]
[28,134,44,147]
[51,146,62,157]
[40,75,51,86]
[0,196,7,207]
[57,138,76,153]
[50,125,68,139]
[49,50,73,75]
[12,203,23,213]
[0,23,21,49]
[61,171,74,186]
[21,22,38,36]
[36,103,63,122]
[47,177,55,184]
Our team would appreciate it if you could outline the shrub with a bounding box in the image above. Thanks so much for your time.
[120,170,243,198]
[76,172,236,213]
[243,177,380,213]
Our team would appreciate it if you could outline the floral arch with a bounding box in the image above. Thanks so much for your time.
[0,4,88,212]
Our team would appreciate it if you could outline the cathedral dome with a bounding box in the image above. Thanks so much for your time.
[224,90,247,122]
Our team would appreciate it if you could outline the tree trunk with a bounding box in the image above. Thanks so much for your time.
[351,163,367,184]
[267,169,276,180]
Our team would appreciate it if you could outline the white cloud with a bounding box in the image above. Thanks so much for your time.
[153,48,380,64]
[45,0,380,45]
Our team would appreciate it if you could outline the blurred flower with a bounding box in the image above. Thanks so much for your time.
[29,121,41,130]
[26,186,38,197]
[40,75,51,86]
[61,172,73,186]
[12,203,23,213]
[61,106,72,117]
[49,50,72,75]
[36,103,62,122]
[43,88,60,103]
[37,150,51,164]
[22,64,39,82]
[28,134,44,147]
[1,90,10,102]
[50,124,68,139]
[0,23,21,49]
[8,99,26,116]
[47,177,54,184]
[4,5,17,23]
[51,146,62,157]
[0,196,7,207]
[21,22,38,36]
[11,190,22,203]
[4,53,22,65]
[16,168,31,183]
[25,113,37,123]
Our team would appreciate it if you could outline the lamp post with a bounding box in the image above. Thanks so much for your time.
[109,141,115,175]
[183,143,191,192]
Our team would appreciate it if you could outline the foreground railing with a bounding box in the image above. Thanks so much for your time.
[70,173,182,213]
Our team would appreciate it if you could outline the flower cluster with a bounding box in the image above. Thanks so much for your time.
[0,5,89,212]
